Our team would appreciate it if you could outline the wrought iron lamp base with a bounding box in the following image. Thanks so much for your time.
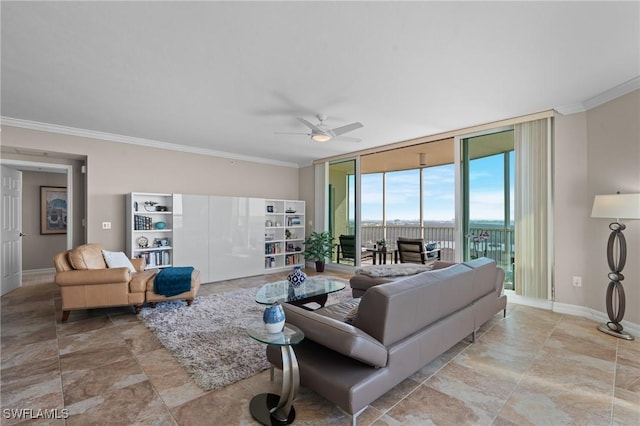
[597,221,634,341]
[597,323,634,341]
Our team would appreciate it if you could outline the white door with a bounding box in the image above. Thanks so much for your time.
[1,165,23,295]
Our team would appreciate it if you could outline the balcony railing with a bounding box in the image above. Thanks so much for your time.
[347,224,514,289]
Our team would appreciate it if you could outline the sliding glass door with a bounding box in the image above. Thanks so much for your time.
[328,159,358,265]
[462,130,515,289]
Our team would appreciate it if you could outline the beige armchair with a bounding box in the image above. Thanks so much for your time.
[53,243,156,322]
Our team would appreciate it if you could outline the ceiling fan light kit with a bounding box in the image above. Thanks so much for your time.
[311,134,332,142]
[276,114,363,143]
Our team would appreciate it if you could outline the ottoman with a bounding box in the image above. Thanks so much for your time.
[145,268,201,308]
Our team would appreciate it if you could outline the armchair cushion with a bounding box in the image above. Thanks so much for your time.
[425,242,438,257]
[102,250,136,272]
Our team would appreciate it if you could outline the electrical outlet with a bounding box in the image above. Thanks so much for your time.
[572,276,582,287]
[102,222,111,230]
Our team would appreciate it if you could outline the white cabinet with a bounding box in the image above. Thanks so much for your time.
[126,193,173,269]
[172,194,210,278]
[129,193,305,280]
[210,196,265,281]
[264,199,305,271]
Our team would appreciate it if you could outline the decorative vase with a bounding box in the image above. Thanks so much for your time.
[155,221,166,230]
[287,266,307,287]
[262,302,285,334]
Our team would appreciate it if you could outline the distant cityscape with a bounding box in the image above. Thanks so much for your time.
[359,219,514,229]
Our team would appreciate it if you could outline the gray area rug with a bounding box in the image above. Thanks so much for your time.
[138,277,352,391]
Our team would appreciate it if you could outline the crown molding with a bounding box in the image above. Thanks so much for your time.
[582,76,640,111]
[0,117,300,169]
[553,102,586,115]
[555,76,640,115]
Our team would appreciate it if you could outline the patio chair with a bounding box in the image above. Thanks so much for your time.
[396,237,441,264]
[336,234,373,264]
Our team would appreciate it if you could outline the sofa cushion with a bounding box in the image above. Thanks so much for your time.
[282,303,388,367]
[102,250,136,273]
[462,257,501,298]
[314,299,360,322]
[353,264,475,346]
[68,244,107,270]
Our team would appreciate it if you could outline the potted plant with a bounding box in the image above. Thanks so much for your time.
[376,238,387,252]
[302,231,335,272]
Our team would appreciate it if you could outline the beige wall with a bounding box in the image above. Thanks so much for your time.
[585,90,640,324]
[21,171,67,270]
[513,90,639,325]
[2,126,299,256]
[298,165,315,232]
[554,112,590,308]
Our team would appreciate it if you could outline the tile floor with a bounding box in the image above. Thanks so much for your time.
[1,271,638,425]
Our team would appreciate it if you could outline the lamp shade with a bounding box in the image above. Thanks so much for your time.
[591,193,640,219]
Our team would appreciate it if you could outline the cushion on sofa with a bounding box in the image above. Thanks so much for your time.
[353,264,475,346]
[68,244,108,270]
[281,303,388,367]
[102,250,137,273]
[462,257,501,298]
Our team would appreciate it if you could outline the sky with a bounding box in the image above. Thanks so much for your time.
[360,152,515,222]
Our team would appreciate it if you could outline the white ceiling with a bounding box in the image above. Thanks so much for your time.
[2,1,638,167]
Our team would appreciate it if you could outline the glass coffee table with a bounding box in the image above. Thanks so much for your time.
[255,277,346,310]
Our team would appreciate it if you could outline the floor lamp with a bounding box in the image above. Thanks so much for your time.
[591,193,640,341]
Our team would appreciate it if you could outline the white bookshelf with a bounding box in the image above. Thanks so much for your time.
[126,192,173,269]
[264,199,305,271]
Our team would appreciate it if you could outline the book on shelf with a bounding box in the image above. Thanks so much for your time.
[134,215,153,230]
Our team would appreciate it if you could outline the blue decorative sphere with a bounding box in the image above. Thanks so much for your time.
[155,221,166,230]
[287,266,307,288]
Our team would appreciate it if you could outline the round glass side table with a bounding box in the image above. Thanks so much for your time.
[246,321,304,425]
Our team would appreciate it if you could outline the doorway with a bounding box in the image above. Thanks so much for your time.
[328,159,359,266]
[0,159,74,295]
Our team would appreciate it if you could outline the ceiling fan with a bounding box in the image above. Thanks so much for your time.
[276,115,363,142]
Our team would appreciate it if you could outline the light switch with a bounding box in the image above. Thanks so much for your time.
[102,222,112,230]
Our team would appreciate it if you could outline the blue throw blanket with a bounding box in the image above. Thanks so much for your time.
[154,266,194,297]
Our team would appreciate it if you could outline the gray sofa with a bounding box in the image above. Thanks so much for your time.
[266,257,507,425]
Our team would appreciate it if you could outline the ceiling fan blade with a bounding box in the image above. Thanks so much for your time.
[330,122,363,137]
[335,135,362,143]
[274,131,310,135]
[296,117,326,134]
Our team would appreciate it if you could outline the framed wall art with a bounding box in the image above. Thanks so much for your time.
[41,186,67,234]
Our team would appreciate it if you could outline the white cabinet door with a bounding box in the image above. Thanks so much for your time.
[173,194,210,282]
[209,196,265,281]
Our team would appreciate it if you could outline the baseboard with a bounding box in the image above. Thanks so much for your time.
[585,307,640,338]
[504,291,554,310]
[509,295,640,338]
[22,268,56,276]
